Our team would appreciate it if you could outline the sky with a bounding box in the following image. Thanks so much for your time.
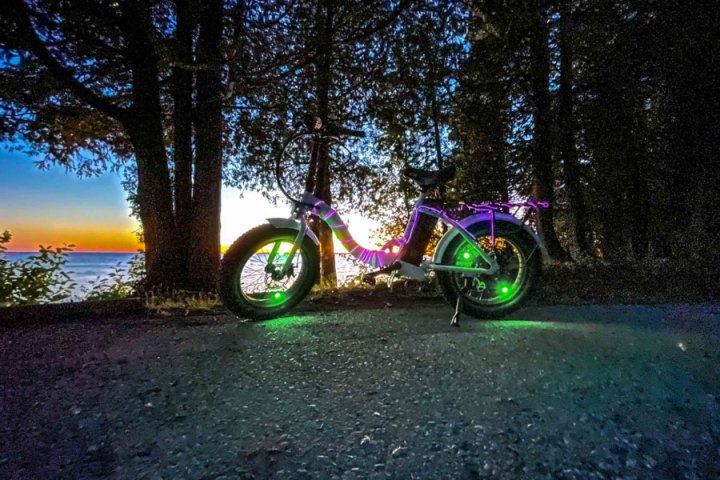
[0,146,379,253]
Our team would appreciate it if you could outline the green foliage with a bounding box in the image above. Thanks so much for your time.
[2,0,718,277]
[81,253,145,301]
[0,230,76,306]
[0,231,146,306]
[541,257,720,303]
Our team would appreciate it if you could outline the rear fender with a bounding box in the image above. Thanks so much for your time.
[433,212,545,263]
[266,218,320,245]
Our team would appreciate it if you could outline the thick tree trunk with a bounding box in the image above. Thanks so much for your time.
[629,151,649,259]
[188,0,224,292]
[171,0,194,285]
[312,0,337,286]
[123,0,183,289]
[529,0,569,261]
[313,146,336,287]
[558,0,591,257]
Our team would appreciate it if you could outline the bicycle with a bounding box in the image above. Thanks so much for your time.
[219,120,548,325]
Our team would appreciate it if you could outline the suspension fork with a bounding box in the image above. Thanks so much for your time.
[277,216,310,277]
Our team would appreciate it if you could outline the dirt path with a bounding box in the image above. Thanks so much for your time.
[1,304,719,479]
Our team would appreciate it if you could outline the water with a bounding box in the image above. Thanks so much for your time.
[4,252,137,299]
[3,252,362,300]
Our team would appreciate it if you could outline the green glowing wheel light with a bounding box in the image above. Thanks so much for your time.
[497,283,515,298]
[462,252,471,259]
[269,291,288,306]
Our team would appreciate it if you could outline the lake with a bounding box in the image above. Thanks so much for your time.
[3,252,362,300]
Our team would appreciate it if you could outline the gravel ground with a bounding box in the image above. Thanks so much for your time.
[1,303,720,479]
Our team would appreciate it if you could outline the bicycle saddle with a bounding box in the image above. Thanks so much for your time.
[402,165,456,188]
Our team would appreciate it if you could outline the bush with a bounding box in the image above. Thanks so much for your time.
[81,253,145,301]
[540,257,720,303]
[0,230,76,306]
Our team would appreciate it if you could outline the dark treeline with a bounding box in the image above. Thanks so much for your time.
[1,0,718,289]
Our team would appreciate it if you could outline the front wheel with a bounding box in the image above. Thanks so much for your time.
[219,225,319,320]
[436,221,541,319]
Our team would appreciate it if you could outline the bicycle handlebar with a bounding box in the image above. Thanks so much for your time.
[274,125,364,205]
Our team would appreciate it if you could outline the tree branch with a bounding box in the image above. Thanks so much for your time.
[9,0,128,122]
[335,0,413,46]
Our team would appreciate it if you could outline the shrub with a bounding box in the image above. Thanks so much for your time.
[81,253,145,301]
[0,230,76,306]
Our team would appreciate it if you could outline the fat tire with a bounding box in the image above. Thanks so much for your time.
[436,221,542,319]
[219,224,319,320]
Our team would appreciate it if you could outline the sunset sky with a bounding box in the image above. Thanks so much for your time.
[1,146,378,253]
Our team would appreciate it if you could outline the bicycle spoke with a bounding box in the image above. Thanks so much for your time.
[239,239,306,303]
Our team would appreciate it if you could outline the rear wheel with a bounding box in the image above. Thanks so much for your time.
[219,225,319,320]
[436,221,541,319]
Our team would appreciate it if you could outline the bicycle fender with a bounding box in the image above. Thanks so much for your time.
[266,218,320,246]
[432,212,545,263]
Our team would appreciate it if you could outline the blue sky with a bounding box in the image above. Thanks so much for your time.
[0,146,141,251]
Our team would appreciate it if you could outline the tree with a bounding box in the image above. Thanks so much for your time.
[453,0,518,205]
[0,0,226,291]
[225,0,410,286]
[556,0,591,256]
[528,0,569,260]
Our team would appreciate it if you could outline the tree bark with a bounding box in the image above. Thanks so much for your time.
[529,0,569,261]
[558,0,591,257]
[629,151,649,259]
[312,0,337,286]
[123,0,184,289]
[189,0,224,291]
[171,0,194,286]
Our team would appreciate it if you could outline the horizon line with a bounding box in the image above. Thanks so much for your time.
[4,250,142,254]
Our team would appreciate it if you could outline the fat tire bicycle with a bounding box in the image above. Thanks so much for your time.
[219,121,547,324]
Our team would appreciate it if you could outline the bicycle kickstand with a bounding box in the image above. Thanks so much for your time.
[451,295,461,327]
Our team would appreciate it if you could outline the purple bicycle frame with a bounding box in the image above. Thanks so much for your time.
[295,191,548,276]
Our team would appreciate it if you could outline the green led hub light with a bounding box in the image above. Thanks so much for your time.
[497,282,515,299]
[268,291,287,306]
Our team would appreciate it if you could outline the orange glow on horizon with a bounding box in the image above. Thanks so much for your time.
[3,224,143,253]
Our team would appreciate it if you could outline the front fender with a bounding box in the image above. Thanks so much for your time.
[266,218,320,245]
[433,212,545,263]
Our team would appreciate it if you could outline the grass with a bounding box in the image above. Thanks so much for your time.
[145,290,221,316]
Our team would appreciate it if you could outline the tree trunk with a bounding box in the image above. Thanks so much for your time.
[629,151,649,259]
[558,0,591,257]
[529,0,569,261]
[188,0,224,292]
[312,0,337,286]
[123,0,183,289]
[430,93,449,205]
[171,0,194,286]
